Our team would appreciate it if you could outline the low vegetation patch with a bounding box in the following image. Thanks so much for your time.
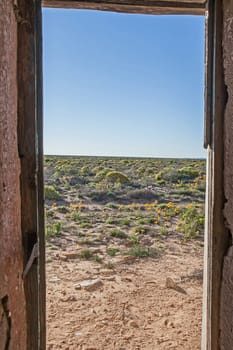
[109,229,128,239]
[127,245,158,258]
[44,156,206,265]
[45,185,61,201]
[106,171,130,184]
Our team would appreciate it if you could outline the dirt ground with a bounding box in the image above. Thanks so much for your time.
[45,156,204,349]
[46,236,203,350]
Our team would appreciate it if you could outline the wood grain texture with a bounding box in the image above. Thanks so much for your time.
[42,0,205,15]
[204,0,214,148]
[35,1,46,348]
[0,1,27,349]
[220,1,233,348]
[202,1,229,349]
[17,0,39,348]
[208,0,229,346]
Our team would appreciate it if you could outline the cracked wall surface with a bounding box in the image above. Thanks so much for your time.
[0,1,26,349]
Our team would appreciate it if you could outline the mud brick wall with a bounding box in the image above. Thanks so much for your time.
[0,1,26,349]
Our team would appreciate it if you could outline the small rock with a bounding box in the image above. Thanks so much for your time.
[128,320,139,328]
[74,284,82,290]
[165,277,187,294]
[79,278,103,291]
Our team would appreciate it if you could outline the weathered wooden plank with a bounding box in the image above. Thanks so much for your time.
[220,1,233,348]
[35,0,46,348]
[204,0,214,148]
[0,1,27,349]
[42,0,205,15]
[202,0,229,349]
[17,0,39,348]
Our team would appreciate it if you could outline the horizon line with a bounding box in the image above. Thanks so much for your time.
[44,154,206,160]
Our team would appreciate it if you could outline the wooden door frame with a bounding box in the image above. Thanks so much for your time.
[17,0,228,348]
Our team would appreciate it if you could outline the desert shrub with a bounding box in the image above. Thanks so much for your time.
[80,249,93,260]
[178,203,204,239]
[106,171,130,184]
[46,221,62,237]
[95,168,111,180]
[133,225,149,234]
[109,229,128,239]
[105,217,116,225]
[174,187,203,197]
[79,222,92,229]
[178,167,200,179]
[155,167,199,185]
[159,226,167,235]
[137,166,146,175]
[106,247,119,256]
[45,209,55,218]
[80,166,90,175]
[129,233,139,245]
[155,171,166,185]
[57,206,69,214]
[127,246,158,258]
[118,218,131,226]
[93,255,103,263]
[92,165,104,174]
[137,218,147,225]
[68,212,80,222]
[44,185,61,200]
[146,167,155,175]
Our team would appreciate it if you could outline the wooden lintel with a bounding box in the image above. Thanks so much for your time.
[42,0,206,15]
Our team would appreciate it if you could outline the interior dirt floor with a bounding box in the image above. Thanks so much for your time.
[46,237,203,350]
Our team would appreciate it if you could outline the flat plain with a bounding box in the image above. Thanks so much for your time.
[45,156,205,350]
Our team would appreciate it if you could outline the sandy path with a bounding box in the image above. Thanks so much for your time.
[47,239,203,350]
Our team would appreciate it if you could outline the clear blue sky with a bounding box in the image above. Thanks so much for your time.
[42,9,205,158]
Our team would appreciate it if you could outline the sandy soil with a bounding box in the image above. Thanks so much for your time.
[46,237,203,350]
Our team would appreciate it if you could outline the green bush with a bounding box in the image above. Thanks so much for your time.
[109,229,128,239]
[119,218,131,226]
[127,246,158,258]
[80,249,93,260]
[106,171,130,184]
[46,221,62,237]
[106,247,119,256]
[44,185,61,200]
[95,168,111,180]
[178,167,200,178]
[155,166,199,185]
[178,204,204,239]
[57,206,69,214]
